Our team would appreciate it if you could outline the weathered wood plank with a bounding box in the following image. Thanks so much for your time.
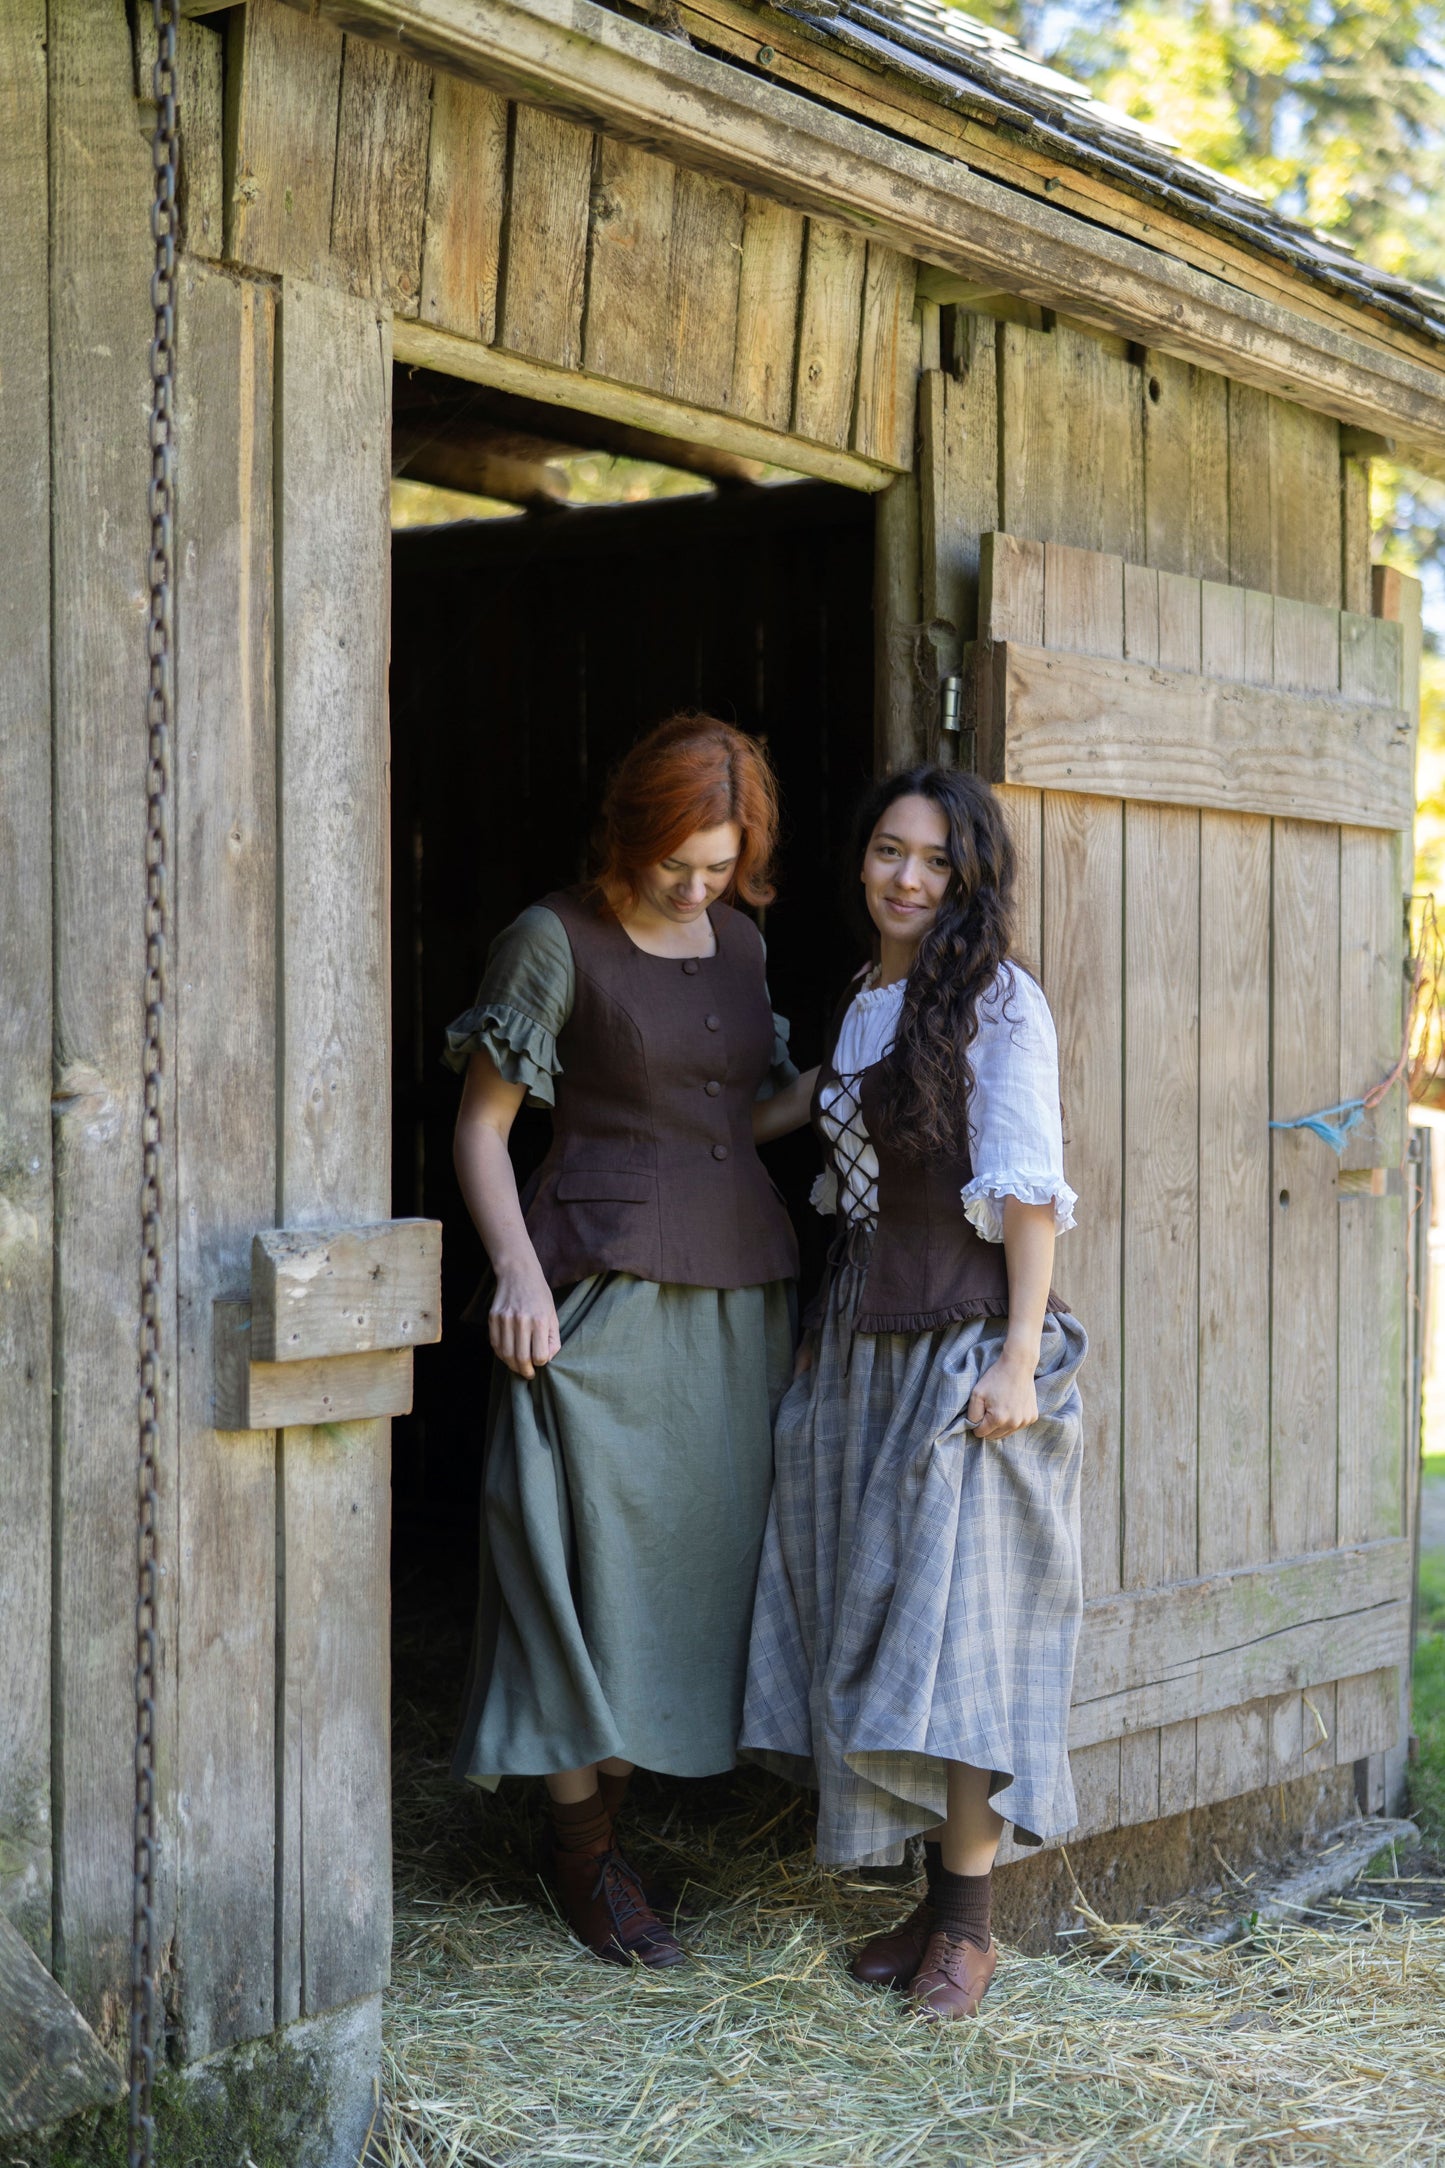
[665,167,745,411]
[1157,567,1201,671]
[922,318,1001,670]
[1341,454,1373,617]
[1158,1720,1197,1814]
[251,1221,442,1361]
[214,1302,414,1430]
[1227,381,1272,591]
[584,136,675,394]
[978,643,1413,828]
[1271,819,1341,1559]
[1122,560,1158,662]
[998,788,1042,980]
[172,261,278,2056]
[276,275,393,2021]
[793,218,866,448]
[1196,811,1271,1573]
[1122,801,1199,1589]
[0,0,53,1960]
[730,194,805,431]
[1333,1666,1400,1762]
[497,103,593,368]
[853,244,918,469]
[1070,1538,1410,1747]
[979,526,1042,646]
[1268,1689,1306,1785]
[999,320,1143,559]
[1337,826,1407,1547]
[1195,1697,1270,1809]
[1118,1728,1161,1827]
[1141,351,1229,582]
[1043,540,1123,657]
[176,18,224,260]
[50,0,177,2033]
[392,318,897,490]
[1042,791,1123,1596]
[0,1915,121,2136]
[330,35,432,312]
[874,472,924,773]
[225,0,344,281]
[1272,594,1339,695]
[419,72,508,343]
[1068,1739,1121,1839]
[1271,401,1342,608]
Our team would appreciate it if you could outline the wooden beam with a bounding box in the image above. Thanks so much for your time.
[250,1221,441,1362]
[308,0,1445,473]
[1069,1538,1411,1748]
[214,1301,415,1429]
[392,317,897,488]
[0,0,53,1960]
[393,430,571,505]
[974,639,1413,829]
[0,1916,121,2136]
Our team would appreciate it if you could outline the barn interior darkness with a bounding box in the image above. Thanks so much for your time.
[387,364,877,1673]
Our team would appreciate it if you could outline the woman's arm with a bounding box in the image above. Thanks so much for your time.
[454,1050,560,1380]
[965,1198,1055,1439]
[753,1064,820,1145]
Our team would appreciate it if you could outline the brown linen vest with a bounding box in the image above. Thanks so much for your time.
[813,981,1070,1333]
[520,890,799,1291]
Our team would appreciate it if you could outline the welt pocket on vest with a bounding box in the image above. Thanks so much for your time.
[555,1170,654,1204]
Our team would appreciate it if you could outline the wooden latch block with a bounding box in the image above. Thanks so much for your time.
[213,1218,441,1430]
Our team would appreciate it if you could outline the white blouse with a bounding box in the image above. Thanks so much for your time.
[813,965,1078,1243]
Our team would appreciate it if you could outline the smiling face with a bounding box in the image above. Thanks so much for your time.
[861,792,955,965]
[633,821,744,926]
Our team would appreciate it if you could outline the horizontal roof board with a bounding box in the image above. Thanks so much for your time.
[662,0,1445,348]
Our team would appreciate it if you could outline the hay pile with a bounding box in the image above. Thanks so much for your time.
[377,1670,1445,2168]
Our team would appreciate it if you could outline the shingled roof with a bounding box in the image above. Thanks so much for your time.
[694,0,1445,346]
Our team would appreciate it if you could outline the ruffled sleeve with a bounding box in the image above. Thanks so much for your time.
[441,904,574,1108]
[959,963,1078,1244]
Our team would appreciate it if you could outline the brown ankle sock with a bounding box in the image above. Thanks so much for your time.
[932,1866,992,1951]
[922,1840,943,1904]
[549,1790,612,1858]
[597,1768,632,1821]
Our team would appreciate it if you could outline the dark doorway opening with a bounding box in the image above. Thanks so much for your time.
[388,419,877,1625]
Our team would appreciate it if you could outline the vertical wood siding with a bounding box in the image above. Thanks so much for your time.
[220,6,917,472]
[49,0,178,2035]
[274,278,394,2020]
[945,309,1410,1842]
[172,262,279,2055]
[0,0,53,1964]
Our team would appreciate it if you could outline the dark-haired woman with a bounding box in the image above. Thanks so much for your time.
[743,766,1084,2020]
[446,715,800,1969]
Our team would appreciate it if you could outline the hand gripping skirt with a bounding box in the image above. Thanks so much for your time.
[740,1237,1087,1868]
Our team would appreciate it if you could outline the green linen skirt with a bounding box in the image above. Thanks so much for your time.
[452,1270,795,1786]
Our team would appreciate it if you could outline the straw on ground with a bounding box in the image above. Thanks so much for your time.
[378,1692,1445,2168]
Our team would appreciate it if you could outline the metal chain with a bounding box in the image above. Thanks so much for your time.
[131,4,178,2162]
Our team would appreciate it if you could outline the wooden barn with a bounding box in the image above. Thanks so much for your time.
[1,0,1438,2155]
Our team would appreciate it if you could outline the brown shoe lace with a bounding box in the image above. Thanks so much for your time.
[592,1849,669,1950]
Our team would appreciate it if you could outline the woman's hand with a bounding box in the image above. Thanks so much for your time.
[966,1341,1039,1438]
[489,1255,561,1380]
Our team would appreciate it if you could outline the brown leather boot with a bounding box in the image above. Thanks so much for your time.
[550,1846,687,1968]
[906,1930,997,2019]
[848,1899,936,1987]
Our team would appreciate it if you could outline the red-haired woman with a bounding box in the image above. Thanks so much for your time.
[445,715,799,1968]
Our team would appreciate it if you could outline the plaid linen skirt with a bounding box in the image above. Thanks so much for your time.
[741,1238,1087,1867]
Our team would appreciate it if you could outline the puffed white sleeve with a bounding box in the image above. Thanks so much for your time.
[959,964,1078,1244]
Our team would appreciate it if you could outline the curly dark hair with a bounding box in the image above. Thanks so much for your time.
[849,764,1018,1162]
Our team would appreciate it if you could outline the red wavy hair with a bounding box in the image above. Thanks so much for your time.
[592,713,781,914]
